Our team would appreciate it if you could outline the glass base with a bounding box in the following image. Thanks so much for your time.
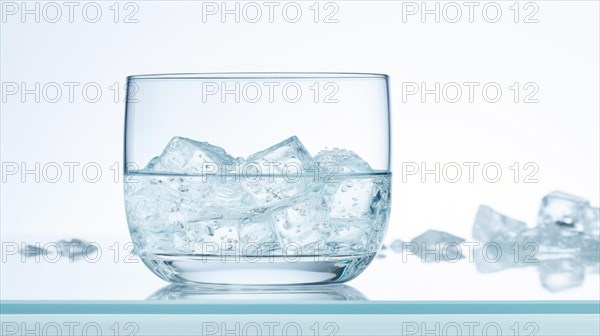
[140,253,376,285]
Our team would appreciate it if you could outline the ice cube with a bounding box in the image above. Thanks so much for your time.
[473,205,527,243]
[584,206,600,237]
[271,195,330,251]
[314,148,372,173]
[148,136,237,174]
[246,136,314,175]
[125,176,210,230]
[130,225,176,253]
[365,214,389,254]
[390,239,404,253]
[58,239,96,260]
[19,239,96,261]
[325,176,387,219]
[327,218,372,253]
[471,195,598,290]
[517,227,582,255]
[243,176,313,208]
[242,136,316,206]
[19,244,47,258]
[474,219,591,276]
[133,137,255,218]
[377,244,387,259]
[474,240,542,273]
[537,191,589,232]
[172,219,240,254]
[146,156,160,170]
[126,175,256,231]
[314,148,387,220]
[203,175,257,216]
[580,235,600,267]
[410,230,464,263]
[539,258,584,292]
[239,218,279,250]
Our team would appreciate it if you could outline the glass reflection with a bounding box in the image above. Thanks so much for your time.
[148,283,367,301]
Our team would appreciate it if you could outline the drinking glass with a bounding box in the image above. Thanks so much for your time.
[124,73,391,285]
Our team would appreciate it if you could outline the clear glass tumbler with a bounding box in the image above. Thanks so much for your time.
[124,73,391,285]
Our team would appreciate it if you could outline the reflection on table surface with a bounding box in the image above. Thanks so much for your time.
[147,283,367,301]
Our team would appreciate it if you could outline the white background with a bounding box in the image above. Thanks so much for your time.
[1,1,599,299]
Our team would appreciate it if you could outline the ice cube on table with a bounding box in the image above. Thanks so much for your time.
[471,195,599,290]
[58,239,96,260]
[377,244,388,259]
[474,214,596,276]
[18,239,96,260]
[584,206,600,237]
[148,136,237,174]
[475,225,582,274]
[474,240,542,273]
[473,205,528,243]
[516,227,582,256]
[242,136,316,207]
[19,244,47,257]
[390,239,404,253]
[539,258,585,292]
[537,191,589,232]
[410,230,464,263]
[580,235,600,267]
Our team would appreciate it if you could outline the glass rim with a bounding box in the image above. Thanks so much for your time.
[127,72,388,80]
